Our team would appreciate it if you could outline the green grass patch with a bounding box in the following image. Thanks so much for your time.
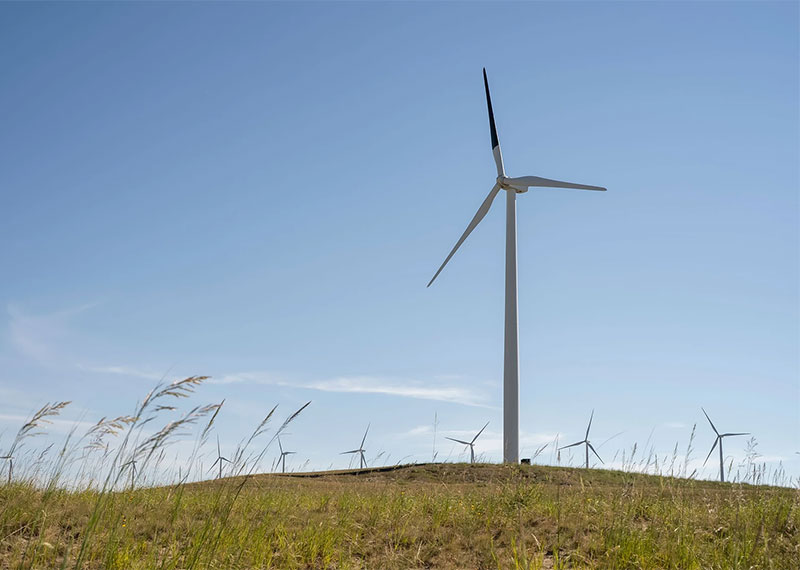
[1,463,797,569]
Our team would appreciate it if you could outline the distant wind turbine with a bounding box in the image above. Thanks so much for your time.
[277,437,296,474]
[341,424,369,469]
[559,410,604,469]
[427,69,606,464]
[702,407,749,483]
[209,435,231,480]
[121,459,138,487]
[0,454,12,485]
[446,421,489,464]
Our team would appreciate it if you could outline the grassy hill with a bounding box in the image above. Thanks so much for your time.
[2,462,797,569]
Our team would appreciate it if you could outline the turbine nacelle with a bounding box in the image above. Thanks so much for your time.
[497,176,528,193]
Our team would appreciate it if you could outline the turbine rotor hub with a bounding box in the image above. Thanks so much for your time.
[498,176,528,194]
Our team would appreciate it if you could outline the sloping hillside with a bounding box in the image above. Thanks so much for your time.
[3,462,796,569]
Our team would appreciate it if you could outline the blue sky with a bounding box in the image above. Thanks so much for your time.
[1,2,797,480]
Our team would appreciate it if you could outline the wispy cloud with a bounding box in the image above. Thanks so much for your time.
[206,372,286,386]
[307,376,490,407]
[211,371,491,407]
[402,425,433,437]
[78,364,168,382]
[5,302,488,408]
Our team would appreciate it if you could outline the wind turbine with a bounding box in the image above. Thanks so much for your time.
[702,407,749,483]
[209,435,231,480]
[445,421,489,464]
[277,437,296,474]
[427,69,606,464]
[0,454,12,485]
[121,459,138,487]
[558,410,604,469]
[341,424,369,469]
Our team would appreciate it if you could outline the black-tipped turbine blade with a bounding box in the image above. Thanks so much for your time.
[701,407,719,436]
[472,421,490,444]
[483,68,499,150]
[341,450,360,455]
[722,432,750,438]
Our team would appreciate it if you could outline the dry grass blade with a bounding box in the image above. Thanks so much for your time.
[154,376,208,400]
[201,399,225,441]
[83,415,137,452]
[279,401,311,432]
[245,404,279,448]
[134,403,220,462]
[254,401,312,468]
[139,376,209,418]
[8,401,71,454]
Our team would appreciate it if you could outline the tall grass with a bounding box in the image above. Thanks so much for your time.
[0,378,797,569]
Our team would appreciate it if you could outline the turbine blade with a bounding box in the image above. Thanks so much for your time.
[504,175,606,192]
[558,441,584,450]
[472,421,490,444]
[361,424,370,449]
[427,184,501,287]
[585,410,594,440]
[278,438,283,454]
[483,68,504,176]
[721,432,750,437]
[703,438,719,466]
[483,68,499,150]
[701,407,719,436]
[446,437,471,446]
[217,435,221,457]
[588,442,604,464]
[341,450,359,455]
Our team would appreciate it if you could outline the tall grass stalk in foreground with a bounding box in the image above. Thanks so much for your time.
[0,376,310,570]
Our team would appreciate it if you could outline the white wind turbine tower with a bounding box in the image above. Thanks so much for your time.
[558,410,604,469]
[702,407,749,483]
[446,421,489,464]
[428,69,606,463]
[341,424,369,469]
[277,437,296,474]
